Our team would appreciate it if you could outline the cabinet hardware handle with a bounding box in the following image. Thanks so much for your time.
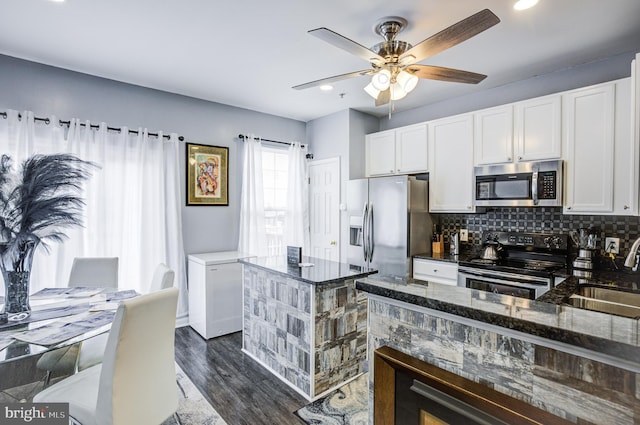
[330,241,337,245]
[624,205,630,210]
[390,170,394,173]
[566,206,572,210]
[518,156,522,160]
[208,268,218,271]
[508,157,511,161]
[433,269,438,273]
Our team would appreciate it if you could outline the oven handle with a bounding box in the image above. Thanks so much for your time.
[458,268,550,287]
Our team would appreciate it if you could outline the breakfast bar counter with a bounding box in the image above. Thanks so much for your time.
[240,256,376,400]
[357,275,640,424]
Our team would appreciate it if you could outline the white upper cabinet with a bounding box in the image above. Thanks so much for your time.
[563,78,634,215]
[366,123,427,176]
[395,123,428,174]
[474,94,561,166]
[474,105,514,165]
[515,94,562,161]
[428,114,475,213]
[366,129,396,176]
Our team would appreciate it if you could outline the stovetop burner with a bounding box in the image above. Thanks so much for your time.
[460,231,570,278]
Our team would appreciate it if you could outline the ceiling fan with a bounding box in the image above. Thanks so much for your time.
[293,9,500,106]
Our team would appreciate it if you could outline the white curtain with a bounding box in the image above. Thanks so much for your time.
[238,134,268,257]
[0,110,188,316]
[285,142,310,254]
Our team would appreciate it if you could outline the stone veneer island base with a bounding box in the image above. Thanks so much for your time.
[357,277,640,425]
[240,256,377,400]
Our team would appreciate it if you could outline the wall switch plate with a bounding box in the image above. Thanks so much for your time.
[460,229,469,242]
[605,237,620,254]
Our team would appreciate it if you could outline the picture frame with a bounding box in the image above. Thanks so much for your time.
[186,143,229,206]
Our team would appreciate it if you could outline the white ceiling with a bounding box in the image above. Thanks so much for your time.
[2,0,640,122]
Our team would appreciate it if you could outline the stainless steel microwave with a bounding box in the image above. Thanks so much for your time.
[474,160,563,207]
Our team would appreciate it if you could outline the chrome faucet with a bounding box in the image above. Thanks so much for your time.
[624,237,640,271]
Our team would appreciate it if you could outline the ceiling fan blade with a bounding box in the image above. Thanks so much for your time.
[292,69,373,90]
[407,64,487,84]
[375,89,390,106]
[309,27,385,65]
[399,9,500,65]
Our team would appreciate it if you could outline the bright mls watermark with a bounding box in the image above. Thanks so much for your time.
[0,403,68,424]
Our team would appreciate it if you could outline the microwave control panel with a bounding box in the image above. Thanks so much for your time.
[537,171,557,199]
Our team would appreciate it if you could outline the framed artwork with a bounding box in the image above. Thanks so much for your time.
[186,143,229,206]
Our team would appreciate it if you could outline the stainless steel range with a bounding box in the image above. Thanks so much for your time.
[458,231,569,299]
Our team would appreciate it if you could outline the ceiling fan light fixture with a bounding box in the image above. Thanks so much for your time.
[319,84,334,91]
[371,69,391,91]
[396,70,418,93]
[364,82,380,99]
[390,83,408,101]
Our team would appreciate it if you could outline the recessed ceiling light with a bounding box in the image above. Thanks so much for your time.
[49,0,66,2]
[320,85,333,91]
[514,0,538,10]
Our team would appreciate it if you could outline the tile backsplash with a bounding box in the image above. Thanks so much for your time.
[435,207,640,255]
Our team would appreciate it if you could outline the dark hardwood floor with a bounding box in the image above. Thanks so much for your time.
[174,326,308,425]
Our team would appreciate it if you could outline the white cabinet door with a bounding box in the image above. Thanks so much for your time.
[474,105,514,165]
[612,78,636,215]
[563,83,615,214]
[396,123,428,173]
[515,94,562,161]
[366,130,396,176]
[428,114,475,213]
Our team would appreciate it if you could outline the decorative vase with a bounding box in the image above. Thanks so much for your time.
[0,240,37,322]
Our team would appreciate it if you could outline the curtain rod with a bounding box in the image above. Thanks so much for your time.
[0,111,184,141]
[237,133,306,148]
[238,134,313,159]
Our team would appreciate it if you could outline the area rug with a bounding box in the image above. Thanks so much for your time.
[163,363,228,425]
[295,373,368,425]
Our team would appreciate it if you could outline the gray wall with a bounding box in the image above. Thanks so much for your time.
[306,109,378,262]
[379,50,636,130]
[0,54,306,255]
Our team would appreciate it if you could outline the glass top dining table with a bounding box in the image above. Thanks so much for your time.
[0,287,137,363]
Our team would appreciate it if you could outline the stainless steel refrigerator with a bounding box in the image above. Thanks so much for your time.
[347,175,432,279]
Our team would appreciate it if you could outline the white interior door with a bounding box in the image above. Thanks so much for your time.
[309,157,340,262]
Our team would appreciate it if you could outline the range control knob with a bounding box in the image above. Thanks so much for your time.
[551,236,563,248]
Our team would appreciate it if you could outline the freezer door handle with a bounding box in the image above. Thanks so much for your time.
[362,202,369,262]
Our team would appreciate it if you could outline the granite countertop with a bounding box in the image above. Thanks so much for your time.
[240,256,377,285]
[356,275,639,364]
[539,269,640,303]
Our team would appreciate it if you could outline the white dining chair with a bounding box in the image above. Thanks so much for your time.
[67,257,119,288]
[37,257,119,386]
[34,287,180,425]
[149,263,175,293]
[75,263,176,372]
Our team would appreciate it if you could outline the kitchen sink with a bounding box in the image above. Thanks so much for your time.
[567,285,640,318]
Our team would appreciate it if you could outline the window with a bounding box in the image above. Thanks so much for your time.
[261,147,289,256]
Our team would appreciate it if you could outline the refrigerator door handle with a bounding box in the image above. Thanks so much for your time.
[362,203,369,262]
[367,203,374,262]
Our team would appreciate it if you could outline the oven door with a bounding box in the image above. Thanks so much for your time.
[457,267,551,300]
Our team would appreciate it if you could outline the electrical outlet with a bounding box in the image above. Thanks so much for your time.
[605,237,620,254]
[460,229,469,242]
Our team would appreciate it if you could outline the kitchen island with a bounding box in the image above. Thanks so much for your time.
[240,256,377,400]
[357,275,639,424]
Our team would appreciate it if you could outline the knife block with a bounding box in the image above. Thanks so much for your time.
[432,240,445,254]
